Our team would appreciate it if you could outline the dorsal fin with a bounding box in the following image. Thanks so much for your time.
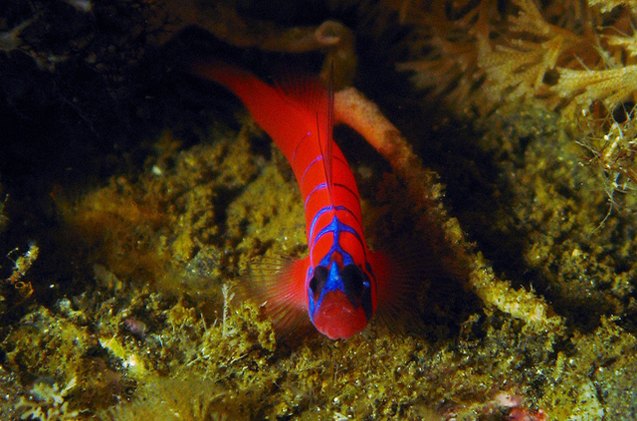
[276,66,336,203]
[274,73,325,115]
[323,63,335,200]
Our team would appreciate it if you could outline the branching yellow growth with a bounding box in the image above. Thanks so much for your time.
[478,0,590,107]
[396,2,489,112]
[588,0,637,13]
[394,0,637,121]
[390,0,637,202]
[606,32,637,58]
[555,66,637,117]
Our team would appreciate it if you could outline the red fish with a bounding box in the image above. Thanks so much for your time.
[193,61,397,339]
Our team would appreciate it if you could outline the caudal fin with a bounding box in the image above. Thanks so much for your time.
[191,59,318,162]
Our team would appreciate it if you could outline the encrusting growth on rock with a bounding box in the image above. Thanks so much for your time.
[335,87,562,330]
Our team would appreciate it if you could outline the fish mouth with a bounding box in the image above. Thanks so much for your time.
[312,290,368,339]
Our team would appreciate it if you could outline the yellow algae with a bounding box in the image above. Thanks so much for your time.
[539,317,637,419]
[3,305,125,416]
[227,157,306,260]
[102,374,254,420]
[98,335,148,378]
[55,128,260,296]
[4,307,96,382]
[6,91,636,419]
[16,377,80,421]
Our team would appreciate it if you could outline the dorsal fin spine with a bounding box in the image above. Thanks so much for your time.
[319,63,335,204]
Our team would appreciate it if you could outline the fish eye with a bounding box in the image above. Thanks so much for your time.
[309,266,328,300]
[341,264,367,299]
[341,264,373,318]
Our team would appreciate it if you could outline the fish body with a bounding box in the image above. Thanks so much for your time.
[193,62,390,339]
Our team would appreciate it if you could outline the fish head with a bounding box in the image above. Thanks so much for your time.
[307,261,373,339]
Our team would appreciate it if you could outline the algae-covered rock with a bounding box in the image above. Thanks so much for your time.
[2,1,637,419]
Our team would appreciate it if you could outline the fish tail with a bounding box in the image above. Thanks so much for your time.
[191,60,261,101]
[191,60,311,161]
